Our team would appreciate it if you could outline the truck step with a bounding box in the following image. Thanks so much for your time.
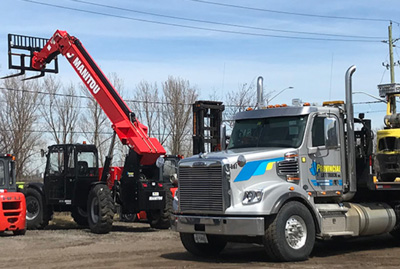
[375,181,400,190]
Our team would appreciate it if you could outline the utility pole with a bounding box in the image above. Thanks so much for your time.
[389,21,395,84]
[388,21,396,114]
[380,21,399,116]
[379,21,400,125]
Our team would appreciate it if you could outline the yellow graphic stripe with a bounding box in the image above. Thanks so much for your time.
[266,162,275,171]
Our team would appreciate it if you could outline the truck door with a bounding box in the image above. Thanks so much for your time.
[306,114,344,194]
[44,145,68,204]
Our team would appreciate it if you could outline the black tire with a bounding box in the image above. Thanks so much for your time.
[13,229,26,236]
[87,184,115,234]
[71,206,89,226]
[147,189,173,229]
[180,233,227,257]
[390,222,400,239]
[25,188,49,230]
[263,201,315,262]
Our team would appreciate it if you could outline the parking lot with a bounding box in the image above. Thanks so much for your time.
[2,214,400,268]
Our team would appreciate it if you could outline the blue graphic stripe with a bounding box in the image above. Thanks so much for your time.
[234,157,284,182]
[310,179,343,186]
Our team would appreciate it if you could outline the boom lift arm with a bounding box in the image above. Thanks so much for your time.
[30,30,165,165]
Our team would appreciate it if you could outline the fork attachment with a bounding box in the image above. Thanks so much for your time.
[2,33,58,80]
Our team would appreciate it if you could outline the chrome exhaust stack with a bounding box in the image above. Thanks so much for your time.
[220,124,226,151]
[342,65,357,200]
[257,76,264,109]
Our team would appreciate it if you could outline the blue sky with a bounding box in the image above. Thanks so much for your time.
[1,0,400,128]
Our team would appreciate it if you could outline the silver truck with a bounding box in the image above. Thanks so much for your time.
[171,66,400,261]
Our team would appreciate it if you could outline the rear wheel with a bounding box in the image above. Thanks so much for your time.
[71,206,88,226]
[87,184,115,234]
[147,188,173,229]
[180,233,227,257]
[390,220,400,239]
[25,188,49,230]
[263,201,315,262]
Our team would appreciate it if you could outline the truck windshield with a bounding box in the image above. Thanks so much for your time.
[228,115,308,149]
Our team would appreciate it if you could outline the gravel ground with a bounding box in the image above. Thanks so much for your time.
[1,213,400,269]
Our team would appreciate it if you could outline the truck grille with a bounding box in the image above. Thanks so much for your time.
[179,165,223,213]
[277,160,299,175]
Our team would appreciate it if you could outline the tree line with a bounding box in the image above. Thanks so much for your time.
[0,74,256,180]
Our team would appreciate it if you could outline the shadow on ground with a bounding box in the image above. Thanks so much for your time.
[41,213,157,233]
[162,234,400,264]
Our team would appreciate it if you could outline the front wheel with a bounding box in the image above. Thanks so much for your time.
[25,188,50,230]
[87,184,115,234]
[263,201,315,262]
[180,233,227,257]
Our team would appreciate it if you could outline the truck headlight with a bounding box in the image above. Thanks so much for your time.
[238,155,246,167]
[242,190,263,205]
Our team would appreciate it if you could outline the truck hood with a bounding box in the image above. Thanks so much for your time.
[182,147,295,166]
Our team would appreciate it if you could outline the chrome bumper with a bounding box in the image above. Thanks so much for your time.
[171,214,265,236]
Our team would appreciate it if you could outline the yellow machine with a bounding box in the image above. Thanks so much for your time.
[375,83,400,181]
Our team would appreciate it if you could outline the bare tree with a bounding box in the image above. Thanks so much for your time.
[132,81,170,146]
[107,72,129,167]
[0,76,42,179]
[39,76,81,144]
[163,76,198,155]
[224,83,256,128]
[79,83,110,165]
[78,72,127,166]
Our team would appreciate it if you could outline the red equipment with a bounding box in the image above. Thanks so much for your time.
[0,190,26,235]
[4,31,171,233]
[0,155,26,235]
[31,30,165,165]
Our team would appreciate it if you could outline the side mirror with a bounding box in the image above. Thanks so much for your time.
[40,149,45,158]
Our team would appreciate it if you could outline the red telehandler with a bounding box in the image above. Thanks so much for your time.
[4,30,171,233]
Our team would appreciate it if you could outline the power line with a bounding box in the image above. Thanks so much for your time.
[0,128,172,136]
[67,0,384,40]
[186,0,391,23]
[0,86,187,106]
[19,0,382,42]
[3,85,389,110]
[0,86,252,108]
[354,110,387,114]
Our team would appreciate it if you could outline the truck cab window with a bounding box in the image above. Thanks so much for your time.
[163,159,178,183]
[49,148,65,175]
[8,161,14,185]
[312,117,325,147]
[0,161,5,186]
[77,151,97,176]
